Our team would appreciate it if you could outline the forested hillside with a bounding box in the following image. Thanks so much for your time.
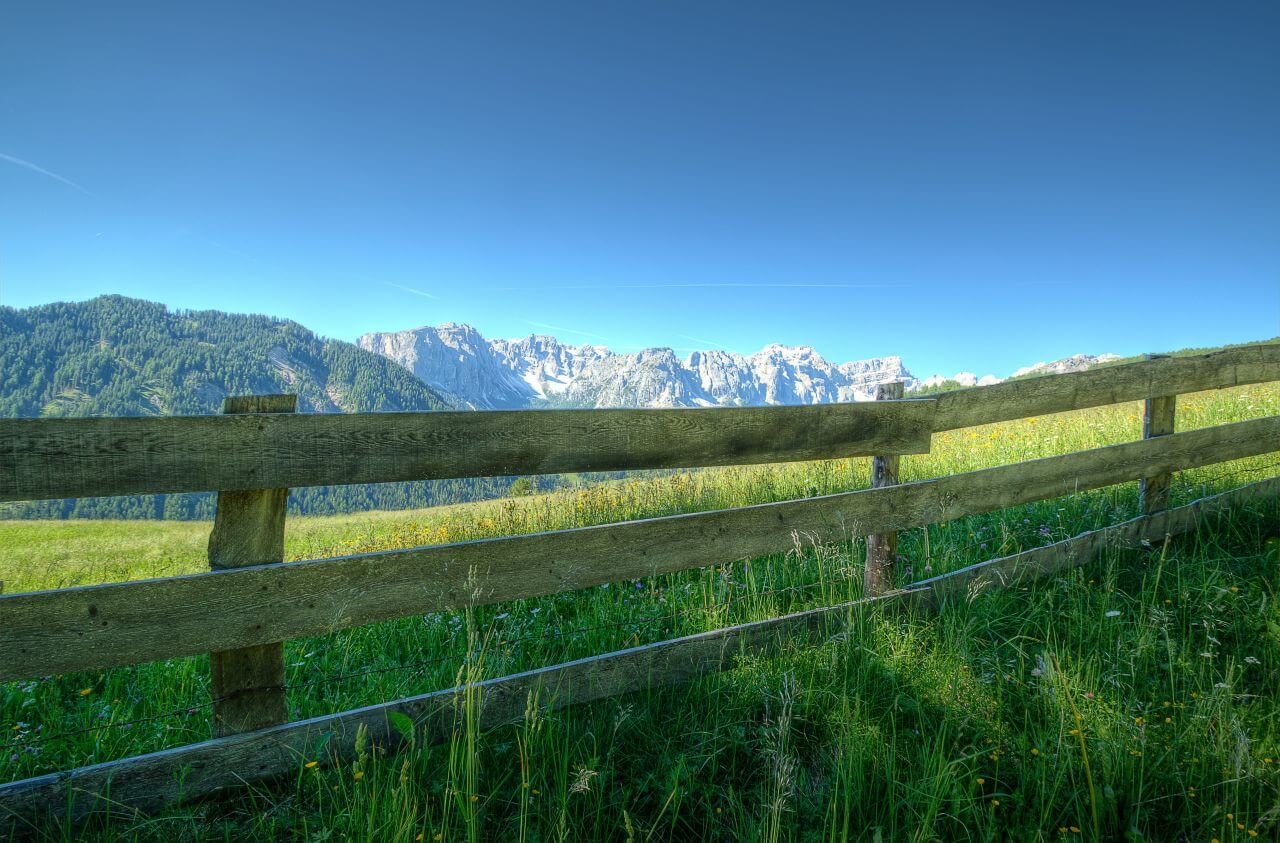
[0,296,524,519]
[0,295,454,416]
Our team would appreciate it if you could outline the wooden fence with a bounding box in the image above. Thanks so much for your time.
[1,342,1279,826]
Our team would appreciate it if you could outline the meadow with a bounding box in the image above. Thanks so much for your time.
[2,383,1279,841]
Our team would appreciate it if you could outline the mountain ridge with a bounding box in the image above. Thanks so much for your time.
[359,322,1122,410]
[359,323,918,409]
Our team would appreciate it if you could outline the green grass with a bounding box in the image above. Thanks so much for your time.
[2,384,1279,840]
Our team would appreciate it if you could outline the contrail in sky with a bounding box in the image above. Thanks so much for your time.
[0,152,94,196]
[522,320,612,342]
[384,282,440,300]
[492,282,900,291]
[678,333,738,351]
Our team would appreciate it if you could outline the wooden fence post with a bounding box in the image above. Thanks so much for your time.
[208,394,296,736]
[1140,355,1177,514]
[865,381,904,595]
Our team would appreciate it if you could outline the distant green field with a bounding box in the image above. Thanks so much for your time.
[3,383,1279,841]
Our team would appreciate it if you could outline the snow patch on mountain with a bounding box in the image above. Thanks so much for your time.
[911,353,1120,392]
[1010,353,1121,379]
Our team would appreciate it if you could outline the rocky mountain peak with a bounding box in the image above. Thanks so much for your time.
[358,324,918,409]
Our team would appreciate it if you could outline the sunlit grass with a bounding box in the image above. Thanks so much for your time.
[1,382,1278,840]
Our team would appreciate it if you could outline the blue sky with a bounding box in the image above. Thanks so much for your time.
[1,1,1277,377]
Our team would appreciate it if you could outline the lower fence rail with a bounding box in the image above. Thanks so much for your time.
[2,476,1275,829]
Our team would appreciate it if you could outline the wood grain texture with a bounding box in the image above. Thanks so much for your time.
[0,400,937,502]
[865,381,904,595]
[207,395,293,737]
[3,477,1273,828]
[930,341,1280,432]
[1140,390,1178,513]
[3,413,1276,682]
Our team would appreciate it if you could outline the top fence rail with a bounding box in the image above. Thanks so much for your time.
[1,342,1277,502]
[930,342,1279,430]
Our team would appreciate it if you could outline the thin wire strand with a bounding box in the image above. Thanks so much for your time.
[0,702,216,753]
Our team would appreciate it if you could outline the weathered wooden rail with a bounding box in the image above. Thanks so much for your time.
[1,341,1278,827]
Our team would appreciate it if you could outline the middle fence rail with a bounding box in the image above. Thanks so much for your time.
[1,341,1278,824]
